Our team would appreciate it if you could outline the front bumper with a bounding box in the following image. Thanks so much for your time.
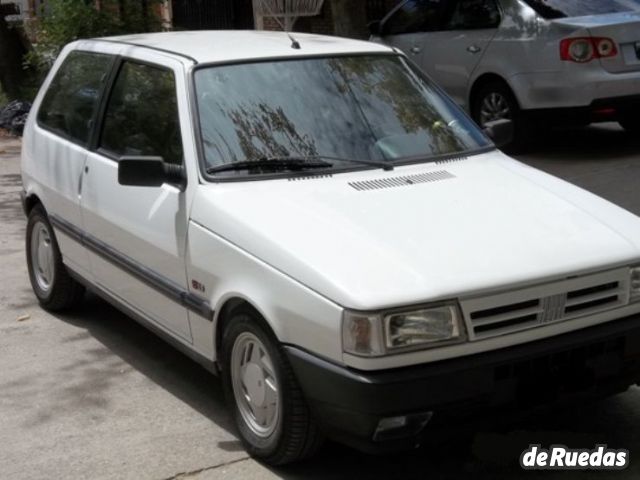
[286,314,640,453]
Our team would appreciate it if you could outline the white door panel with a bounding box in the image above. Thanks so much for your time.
[79,56,193,341]
[81,152,192,340]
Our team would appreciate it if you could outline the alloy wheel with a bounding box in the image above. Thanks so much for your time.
[30,220,55,293]
[480,92,511,126]
[231,332,280,438]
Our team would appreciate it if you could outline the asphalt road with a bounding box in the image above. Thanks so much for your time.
[1,124,640,480]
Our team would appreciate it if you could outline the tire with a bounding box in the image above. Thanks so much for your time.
[220,308,323,465]
[471,80,528,152]
[26,205,85,311]
[619,115,640,133]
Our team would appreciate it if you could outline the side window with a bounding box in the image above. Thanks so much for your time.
[384,0,445,35]
[445,0,501,30]
[99,61,184,165]
[38,51,113,145]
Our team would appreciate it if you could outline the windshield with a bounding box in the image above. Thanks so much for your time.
[194,55,490,177]
[523,0,640,19]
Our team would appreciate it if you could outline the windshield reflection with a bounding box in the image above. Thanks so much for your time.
[194,55,489,176]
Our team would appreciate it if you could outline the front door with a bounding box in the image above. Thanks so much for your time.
[80,57,192,341]
[381,0,500,108]
[420,0,501,107]
[380,0,446,67]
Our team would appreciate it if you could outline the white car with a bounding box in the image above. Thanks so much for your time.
[20,31,640,465]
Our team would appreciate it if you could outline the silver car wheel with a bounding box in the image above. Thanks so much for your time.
[231,332,280,438]
[480,92,511,126]
[30,220,55,293]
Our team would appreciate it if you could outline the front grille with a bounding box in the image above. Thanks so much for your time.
[461,268,629,340]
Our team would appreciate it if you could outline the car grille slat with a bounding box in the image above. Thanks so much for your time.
[460,269,629,340]
[474,316,541,338]
[471,305,544,328]
[564,288,623,308]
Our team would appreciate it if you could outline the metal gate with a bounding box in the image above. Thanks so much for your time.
[172,0,254,30]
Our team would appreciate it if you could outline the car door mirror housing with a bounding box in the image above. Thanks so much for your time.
[118,156,186,190]
[483,119,514,149]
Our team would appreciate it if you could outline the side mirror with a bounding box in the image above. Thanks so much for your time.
[118,156,186,190]
[483,119,514,149]
[368,20,382,36]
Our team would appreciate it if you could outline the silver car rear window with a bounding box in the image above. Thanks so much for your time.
[523,0,640,19]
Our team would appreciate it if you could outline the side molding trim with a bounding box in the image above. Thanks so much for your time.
[50,214,214,321]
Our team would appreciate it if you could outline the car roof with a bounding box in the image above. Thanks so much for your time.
[97,30,396,64]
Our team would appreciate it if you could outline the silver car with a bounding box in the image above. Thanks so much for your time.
[371,0,640,145]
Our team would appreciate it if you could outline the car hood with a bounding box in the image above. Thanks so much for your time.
[191,152,640,310]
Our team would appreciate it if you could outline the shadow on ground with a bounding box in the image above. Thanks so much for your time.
[53,294,237,439]
[516,124,640,216]
[524,123,640,161]
[52,293,640,480]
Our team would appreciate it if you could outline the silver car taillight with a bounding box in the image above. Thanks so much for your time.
[560,37,618,63]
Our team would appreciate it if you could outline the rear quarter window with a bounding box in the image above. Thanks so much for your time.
[37,51,113,145]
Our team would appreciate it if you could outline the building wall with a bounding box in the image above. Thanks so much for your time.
[1,0,36,20]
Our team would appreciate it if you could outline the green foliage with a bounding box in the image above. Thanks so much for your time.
[26,0,163,74]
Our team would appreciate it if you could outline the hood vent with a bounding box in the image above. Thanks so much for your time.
[348,170,455,191]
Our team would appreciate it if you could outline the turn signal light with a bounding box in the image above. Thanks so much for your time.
[560,37,618,63]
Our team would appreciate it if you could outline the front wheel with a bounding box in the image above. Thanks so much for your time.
[221,309,323,465]
[26,205,85,311]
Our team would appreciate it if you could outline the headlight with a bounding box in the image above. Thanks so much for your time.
[342,303,464,357]
[631,266,640,303]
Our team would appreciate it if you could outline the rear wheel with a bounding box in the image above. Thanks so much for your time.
[221,308,323,465]
[26,205,85,311]
[472,80,528,152]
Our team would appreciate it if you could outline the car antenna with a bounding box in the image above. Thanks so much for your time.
[259,0,301,49]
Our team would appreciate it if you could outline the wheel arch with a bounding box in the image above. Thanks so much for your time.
[213,294,279,366]
[469,73,521,114]
[23,192,44,216]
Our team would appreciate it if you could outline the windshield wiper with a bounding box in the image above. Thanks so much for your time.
[207,155,393,175]
[206,157,333,174]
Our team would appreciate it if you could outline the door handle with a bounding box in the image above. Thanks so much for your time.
[410,46,422,55]
[467,45,482,54]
